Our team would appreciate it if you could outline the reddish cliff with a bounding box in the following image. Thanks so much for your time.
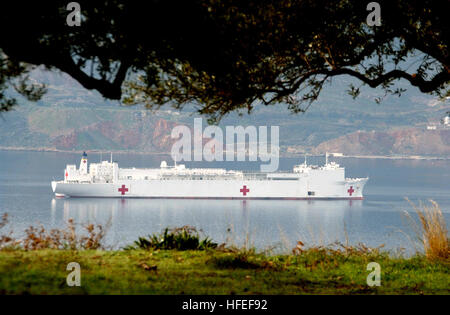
[313,128,450,156]
[51,117,185,152]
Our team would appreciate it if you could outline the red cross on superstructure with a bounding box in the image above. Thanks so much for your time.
[118,185,129,195]
[347,186,355,196]
[240,185,250,196]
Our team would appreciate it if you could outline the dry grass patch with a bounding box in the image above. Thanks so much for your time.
[405,199,449,261]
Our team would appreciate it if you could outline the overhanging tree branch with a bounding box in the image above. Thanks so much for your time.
[52,55,130,100]
[324,68,450,93]
[0,0,448,119]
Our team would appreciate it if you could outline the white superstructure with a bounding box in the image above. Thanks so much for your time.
[52,152,368,199]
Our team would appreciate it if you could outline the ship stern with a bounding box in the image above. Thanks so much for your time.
[51,181,57,193]
[51,181,66,197]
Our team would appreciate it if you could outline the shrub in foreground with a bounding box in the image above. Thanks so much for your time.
[126,226,217,251]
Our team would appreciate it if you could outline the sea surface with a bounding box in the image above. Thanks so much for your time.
[0,150,449,255]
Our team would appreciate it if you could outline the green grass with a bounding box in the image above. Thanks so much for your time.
[0,249,448,295]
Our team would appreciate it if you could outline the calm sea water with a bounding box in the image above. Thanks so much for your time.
[0,150,449,254]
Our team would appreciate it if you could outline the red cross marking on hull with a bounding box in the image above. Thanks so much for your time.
[240,185,250,196]
[347,186,355,196]
[118,185,129,195]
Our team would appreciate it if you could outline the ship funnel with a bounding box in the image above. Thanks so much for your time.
[79,151,88,174]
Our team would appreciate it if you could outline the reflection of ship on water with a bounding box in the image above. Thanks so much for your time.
[53,197,363,249]
[61,198,120,224]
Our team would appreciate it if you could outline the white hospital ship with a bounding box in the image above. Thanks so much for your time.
[51,152,368,200]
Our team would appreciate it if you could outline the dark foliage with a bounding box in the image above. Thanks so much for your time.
[0,1,448,120]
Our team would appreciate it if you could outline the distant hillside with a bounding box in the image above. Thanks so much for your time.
[0,105,183,153]
[0,68,449,157]
[312,128,450,156]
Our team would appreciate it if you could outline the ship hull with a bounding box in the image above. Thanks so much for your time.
[52,178,368,200]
